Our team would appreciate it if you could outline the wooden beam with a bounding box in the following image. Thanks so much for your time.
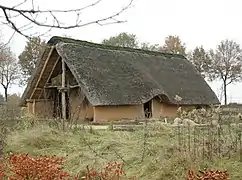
[27,103,31,114]
[44,85,59,89]
[34,87,43,91]
[26,99,52,102]
[46,56,61,84]
[29,46,54,100]
[61,58,66,131]
[33,99,36,115]
[37,56,61,99]
[44,84,79,89]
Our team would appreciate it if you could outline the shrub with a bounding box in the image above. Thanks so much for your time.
[84,162,126,180]
[187,168,229,180]
[0,153,136,180]
[0,153,71,179]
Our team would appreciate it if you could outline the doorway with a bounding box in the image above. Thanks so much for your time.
[53,89,70,119]
[144,100,152,118]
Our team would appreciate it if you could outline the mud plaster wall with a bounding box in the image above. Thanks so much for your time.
[27,102,33,114]
[93,105,144,122]
[27,101,54,118]
[152,99,195,118]
[36,101,54,118]
[69,88,94,121]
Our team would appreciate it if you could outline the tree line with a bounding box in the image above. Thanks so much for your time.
[0,33,242,105]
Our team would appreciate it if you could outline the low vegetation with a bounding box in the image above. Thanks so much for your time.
[0,107,240,180]
[187,169,229,180]
[0,153,135,179]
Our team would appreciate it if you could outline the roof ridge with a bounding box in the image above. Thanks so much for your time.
[47,36,186,59]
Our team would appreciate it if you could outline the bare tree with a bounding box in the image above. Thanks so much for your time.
[209,40,242,105]
[0,44,19,102]
[0,0,134,38]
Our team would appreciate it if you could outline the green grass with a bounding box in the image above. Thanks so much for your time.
[2,120,242,179]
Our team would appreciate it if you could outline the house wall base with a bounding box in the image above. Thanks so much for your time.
[69,88,94,122]
[25,97,206,123]
[93,105,144,123]
[26,100,54,119]
[152,99,202,118]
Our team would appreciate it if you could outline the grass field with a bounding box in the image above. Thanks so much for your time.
[1,119,242,179]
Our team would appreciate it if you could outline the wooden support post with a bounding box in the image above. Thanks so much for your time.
[27,103,31,114]
[33,100,36,115]
[61,59,66,130]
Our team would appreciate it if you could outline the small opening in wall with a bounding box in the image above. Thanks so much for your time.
[54,90,70,119]
[196,105,202,110]
[144,100,152,118]
[65,91,70,120]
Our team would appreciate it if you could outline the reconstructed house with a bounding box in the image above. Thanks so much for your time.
[19,36,220,123]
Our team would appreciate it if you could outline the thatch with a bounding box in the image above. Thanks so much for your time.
[20,36,220,106]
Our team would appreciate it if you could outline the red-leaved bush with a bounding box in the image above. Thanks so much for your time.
[0,153,136,180]
[0,165,6,178]
[85,162,127,180]
[1,153,71,179]
[0,153,229,180]
[187,168,229,180]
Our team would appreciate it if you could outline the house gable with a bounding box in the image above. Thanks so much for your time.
[22,47,82,103]
[23,46,95,120]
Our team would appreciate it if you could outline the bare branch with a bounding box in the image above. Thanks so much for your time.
[4,31,16,46]
[209,39,242,105]
[16,0,132,29]
[12,0,28,9]
[0,0,134,38]
[1,0,103,14]
[0,43,20,101]
[2,8,24,36]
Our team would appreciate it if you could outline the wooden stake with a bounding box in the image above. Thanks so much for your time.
[61,59,66,130]
[33,99,36,115]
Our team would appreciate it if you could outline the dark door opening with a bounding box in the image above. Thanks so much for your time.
[65,91,70,120]
[53,90,69,119]
[144,100,152,118]
[53,89,60,118]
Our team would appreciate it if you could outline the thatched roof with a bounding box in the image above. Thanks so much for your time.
[20,36,220,106]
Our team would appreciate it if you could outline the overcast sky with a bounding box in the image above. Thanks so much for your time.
[1,0,242,103]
